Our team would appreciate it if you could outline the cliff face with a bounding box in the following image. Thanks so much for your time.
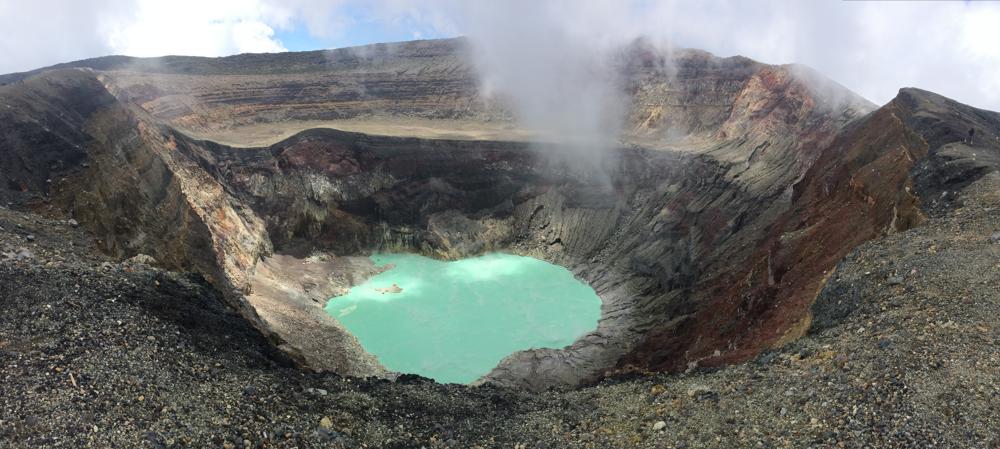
[2,38,997,389]
[0,69,382,377]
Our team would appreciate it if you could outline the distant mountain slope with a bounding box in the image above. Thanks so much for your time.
[1,38,874,148]
[0,38,472,82]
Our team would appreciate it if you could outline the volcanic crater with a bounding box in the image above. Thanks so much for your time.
[3,37,998,394]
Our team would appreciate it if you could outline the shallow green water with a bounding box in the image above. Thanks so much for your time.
[325,253,602,384]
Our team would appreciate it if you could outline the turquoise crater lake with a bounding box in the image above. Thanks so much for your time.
[325,253,602,384]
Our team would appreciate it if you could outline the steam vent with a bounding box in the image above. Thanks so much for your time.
[2,37,999,448]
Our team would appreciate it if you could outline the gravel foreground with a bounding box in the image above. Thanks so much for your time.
[2,175,999,449]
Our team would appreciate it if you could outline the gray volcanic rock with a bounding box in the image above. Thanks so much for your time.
[248,253,387,376]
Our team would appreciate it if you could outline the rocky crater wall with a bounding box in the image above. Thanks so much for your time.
[187,124,882,388]
[204,130,738,388]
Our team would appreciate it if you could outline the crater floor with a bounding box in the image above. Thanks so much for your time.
[178,118,540,148]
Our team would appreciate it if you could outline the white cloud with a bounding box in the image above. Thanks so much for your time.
[957,8,1000,109]
[105,0,286,57]
[0,0,128,72]
[651,1,1000,110]
[441,0,631,154]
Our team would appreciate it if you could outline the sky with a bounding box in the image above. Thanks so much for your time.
[1,0,999,111]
